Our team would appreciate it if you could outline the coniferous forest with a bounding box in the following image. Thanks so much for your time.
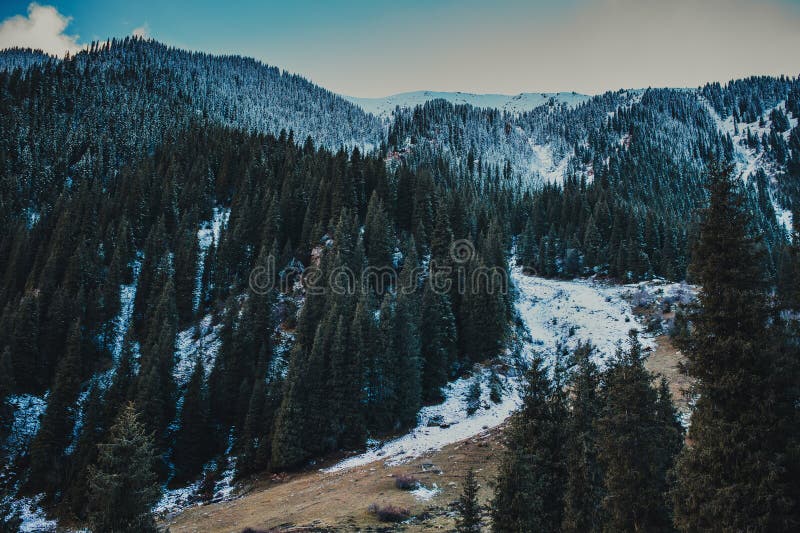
[0,37,798,532]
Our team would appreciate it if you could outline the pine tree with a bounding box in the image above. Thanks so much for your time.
[465,377,482,416]
[456,469,482,533]
[672,162,800,531]
[27,320,83,493]
[491,356,566,532]
[329,312,366,450]
[136,277,178,441]
[562,342,604,533]
[174,211,200,325]
[364,191,394,271]
[596,332,679,532]
[173,356,212,482]
[393,243,422,429]
[87,403,160,533]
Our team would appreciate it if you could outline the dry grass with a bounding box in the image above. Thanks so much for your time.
[644,334,692,413]
[161,426,504,532]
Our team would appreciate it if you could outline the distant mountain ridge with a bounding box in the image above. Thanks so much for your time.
[345,90,591,118]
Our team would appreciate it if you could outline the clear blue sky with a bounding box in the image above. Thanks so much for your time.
[1,1,799,97]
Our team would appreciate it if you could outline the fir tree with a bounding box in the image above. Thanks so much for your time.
[491,356,566,532]
[173,356,212,482]
[363,191,394,271]
[672,162,800,531]
[87,403,160,533]
[456,469,482,533]
[562,342,604,533]
[596,332,679,532]
[420,273,457,402]
[27,320,83,493]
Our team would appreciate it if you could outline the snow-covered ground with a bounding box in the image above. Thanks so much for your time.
[324,367,521,473]
[194,207,230,313]
[324,266,652,472]
[155,435,237,517]
[345,90,590,119]
[514,270,655,364]
[702,97,797,233]
[520,132,570,185]
[3,394,47,460]
[5,495,58,533]
[111,257,141,361]
[174,312,223,388]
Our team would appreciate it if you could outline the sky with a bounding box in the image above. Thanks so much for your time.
[0,0,798,97]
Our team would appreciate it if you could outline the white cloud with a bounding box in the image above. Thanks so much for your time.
[0,3,83,57]
[132,24,149,39]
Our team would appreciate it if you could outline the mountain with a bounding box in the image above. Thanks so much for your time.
[0,37,799,532]
[344,90,591,118]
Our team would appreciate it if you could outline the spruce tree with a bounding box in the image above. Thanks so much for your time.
[363,191,394,271]
[27,320,83,493]
[456,469,482,533]
[562,342,604,533]
[173,357,212,482]
[491,356,566,532]
[393,243,422,429]
[596,332,679,532]
[420,274,457,402]
[672,162,800,531]
[87,403,160,533]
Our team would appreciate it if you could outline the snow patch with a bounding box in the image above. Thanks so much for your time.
[174,313,222,388]
[410,483,441,501]
[324,368,520,472]
[525,139,569,185]
[112,258,142,361]
[194,207,230,313]
[6,494,57,533]
[4,394,47,459]
[325,265,652,472]
[514,267,654,365]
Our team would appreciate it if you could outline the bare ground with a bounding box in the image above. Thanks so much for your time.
[162,426,505,532]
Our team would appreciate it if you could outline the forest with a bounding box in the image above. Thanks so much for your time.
[0,38,798,531]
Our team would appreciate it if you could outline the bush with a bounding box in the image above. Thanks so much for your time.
[394,474,419,490]
[369,503,411,522]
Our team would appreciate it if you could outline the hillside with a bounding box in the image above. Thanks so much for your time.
[0,37,798,532]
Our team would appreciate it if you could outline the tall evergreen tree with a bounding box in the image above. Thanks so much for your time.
[420,273,457,402]
[672,162,800,531]
[173,356,212,482]
[27,320,83,493]
[87,403,160,533]
[596,332,680,532]
[491,356,566,532]
[456,469,482,533]
[562,342,604,533]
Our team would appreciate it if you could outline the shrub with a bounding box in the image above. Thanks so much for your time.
[369,503,411,522]
[394,474,418,490]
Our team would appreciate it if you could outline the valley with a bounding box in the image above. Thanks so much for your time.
[160,268,690,531]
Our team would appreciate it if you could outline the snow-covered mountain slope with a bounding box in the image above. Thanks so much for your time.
[0,48,54,71]
[345,90,590,119]
[703,97,798,231]
[324,266,653,473]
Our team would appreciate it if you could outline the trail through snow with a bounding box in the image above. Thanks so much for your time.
[324,267,651,472]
